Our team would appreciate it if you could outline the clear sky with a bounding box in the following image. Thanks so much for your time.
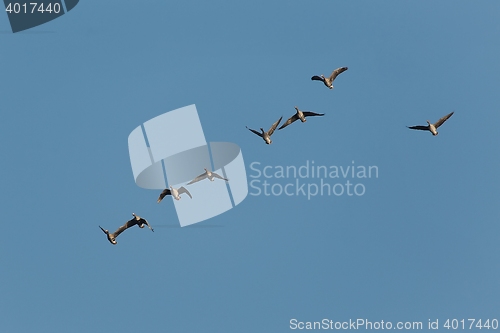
[1,1,499,332]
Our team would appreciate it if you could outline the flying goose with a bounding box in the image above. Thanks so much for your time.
[187,168,228,185]
[311,67,348,89]
[278,106,325,130]
[99,213,153,245]
[157,186,192,203]
[407,112,454,136]
[246,116,283,144]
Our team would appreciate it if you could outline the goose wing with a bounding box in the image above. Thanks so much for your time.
[157,188,172,203]
[302,111,325,118]
[178,186,192,199]
[211,172,228,181]
[113,218,138,237]
[187,171,208,185]
[328,67,348,81]
[407,125,429,131]
[311,75,325,82]
[246,126,263,137]
[267,116,283,136]
[139,217,154,232]
[278,114,299,130]
[433,112,454,128]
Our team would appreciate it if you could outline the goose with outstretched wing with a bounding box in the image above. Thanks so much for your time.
[187,168,228,185]
[311,67,348,89]
[279,106,325,130]
[246,116,283,144]
[157,186,192,203]
[407,112,454,136]
[99,213,153,245]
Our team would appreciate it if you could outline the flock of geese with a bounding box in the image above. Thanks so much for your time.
[246,67,347,144]
[100,168,229,245]
[101,66,455,245]
[246,66,455,144]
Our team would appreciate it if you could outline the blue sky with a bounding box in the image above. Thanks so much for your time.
[1,1,499,332]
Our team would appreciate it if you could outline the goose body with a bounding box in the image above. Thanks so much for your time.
[157,186,192,202]
[187,168,228,185]
[311,67,348,89]
[278,106,325,130]
[246,116,283,144]
[99,213,153,245]
[407,112,454,136]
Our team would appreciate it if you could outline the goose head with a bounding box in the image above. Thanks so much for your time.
[100,227,117,245]
[109,236,117,245]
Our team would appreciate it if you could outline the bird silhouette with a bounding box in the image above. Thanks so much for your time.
[246,116,283,144]
[157,186,193,203]
[407,112,454,136]
[279,106,325,130]
[99,213,153,245]
[311,67,348,89]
